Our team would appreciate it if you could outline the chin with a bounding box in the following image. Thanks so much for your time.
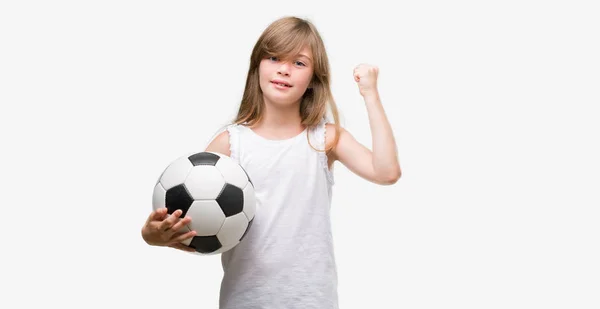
[264,92,302,106]
[268,97,301,107]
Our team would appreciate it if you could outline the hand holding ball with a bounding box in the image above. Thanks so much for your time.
[151,152,256,255]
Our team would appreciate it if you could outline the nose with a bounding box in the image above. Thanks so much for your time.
[277,62,291,76]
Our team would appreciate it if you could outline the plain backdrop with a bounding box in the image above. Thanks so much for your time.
[1,1,598,308]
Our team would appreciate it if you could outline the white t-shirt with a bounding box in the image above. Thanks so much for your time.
[218,118,338,309]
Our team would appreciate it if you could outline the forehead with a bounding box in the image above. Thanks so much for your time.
[266,41,312,58]
[296,46,312,59]
[281,46,313,62]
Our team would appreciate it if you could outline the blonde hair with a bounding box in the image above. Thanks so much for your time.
[232,16,341,154]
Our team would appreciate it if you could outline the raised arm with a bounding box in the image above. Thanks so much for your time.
[328,64,401,185]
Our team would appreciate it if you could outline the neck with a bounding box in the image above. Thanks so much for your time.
[258,98,304,130]
[249,97,306,139]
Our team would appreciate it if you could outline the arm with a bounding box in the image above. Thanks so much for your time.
[205,130,231,156]
[330,64,401,185]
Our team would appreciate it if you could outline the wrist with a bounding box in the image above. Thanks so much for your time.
[362,90,380,102]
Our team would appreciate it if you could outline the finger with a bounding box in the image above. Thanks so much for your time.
[146,208,165,225]
[168,242,197,253]
[158,209,182,231]
[169,216,192,233]
[167,242,193,252]
[171,229,197,243]
[165,209,184,227]
[156,207,169,221]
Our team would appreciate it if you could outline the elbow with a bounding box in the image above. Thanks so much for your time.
[378,168,401,185]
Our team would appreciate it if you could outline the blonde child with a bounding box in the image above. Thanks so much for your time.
[142,15,401,309]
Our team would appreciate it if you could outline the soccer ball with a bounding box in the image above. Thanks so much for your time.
[152,151,256,255]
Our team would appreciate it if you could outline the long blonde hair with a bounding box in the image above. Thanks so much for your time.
[233,16,341,153]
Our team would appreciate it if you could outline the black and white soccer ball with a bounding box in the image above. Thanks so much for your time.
[152,151,256,255]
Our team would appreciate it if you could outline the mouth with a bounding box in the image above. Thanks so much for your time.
[271,80,292,88]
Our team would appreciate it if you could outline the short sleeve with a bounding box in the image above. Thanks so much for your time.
[313,118,335,185]
[226,124,240,163]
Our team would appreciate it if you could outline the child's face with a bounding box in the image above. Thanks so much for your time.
[258,46,314,107]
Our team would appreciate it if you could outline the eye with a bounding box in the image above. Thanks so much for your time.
[294,61,306,67]
[268,56,279,62]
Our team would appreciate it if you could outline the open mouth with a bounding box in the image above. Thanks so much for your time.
[271,81,292,88]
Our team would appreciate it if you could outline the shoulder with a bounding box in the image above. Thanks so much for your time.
[205,130,231,157]
[324,123,338,150]
[324,123,352,161]
[324,123,351,147]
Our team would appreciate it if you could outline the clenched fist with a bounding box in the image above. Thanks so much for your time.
[353,64,379,97]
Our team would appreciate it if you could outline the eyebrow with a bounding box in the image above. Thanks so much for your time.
[298,53,312,63]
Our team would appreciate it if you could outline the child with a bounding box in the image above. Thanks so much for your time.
[141,16,401,309]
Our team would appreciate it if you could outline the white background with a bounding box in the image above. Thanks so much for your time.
[1,1,599,308]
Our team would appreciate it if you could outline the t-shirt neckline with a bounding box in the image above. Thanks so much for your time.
[241,124,307,143]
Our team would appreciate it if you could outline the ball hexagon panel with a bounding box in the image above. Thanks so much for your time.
[214,241,239,255]
[184,165,226,200]
[186,200,226,236]
[217,212,249,247]
[215,157,248,189]
[188,152,220,166]
[152,182,166,211]
[216,183,244,217]
[164,184,195,216]
[159,156,194,190]
[242,183,256,221]
[189,235,222,254]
